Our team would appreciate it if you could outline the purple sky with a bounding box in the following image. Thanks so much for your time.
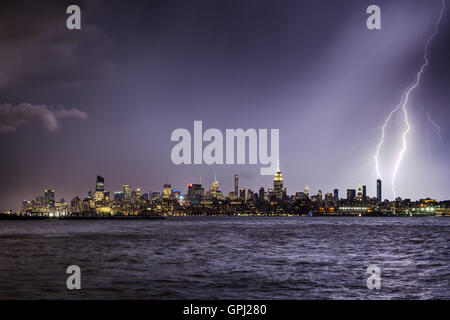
[1,0,450,210]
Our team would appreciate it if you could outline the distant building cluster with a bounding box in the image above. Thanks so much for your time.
[16,167,450,217]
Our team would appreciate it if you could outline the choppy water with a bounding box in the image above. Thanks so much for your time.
[0,216,448,299]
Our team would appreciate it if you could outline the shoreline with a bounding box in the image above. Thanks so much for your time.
[0,213,442,220]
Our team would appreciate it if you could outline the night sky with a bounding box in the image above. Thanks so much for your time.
[1,0,449,210]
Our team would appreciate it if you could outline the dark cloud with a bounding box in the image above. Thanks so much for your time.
[0,0,449,211]
[0,102,87,132]
[0,0,114,91]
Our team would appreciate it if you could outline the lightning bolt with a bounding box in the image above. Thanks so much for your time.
[374,0,446,198]
[425,110,443,142]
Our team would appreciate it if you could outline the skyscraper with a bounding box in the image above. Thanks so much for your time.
[333,189,339,200]
[95,175,104,192]
[362,185,367,201]
[209,180,218,198]
[94,175,105,202]
[163,184,172,199]
[347,189,356,201]
[317,189,323,201]
[356,185,362,201]
[273,165,283,199]
[187,183,204,206]
[44,189,55,208]
[123,184,131,202]
[234,174,239,197]
[377,179,382,201]
[239,188,246,200]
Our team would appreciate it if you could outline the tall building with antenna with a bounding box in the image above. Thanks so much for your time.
[377,179,382,201]
[273,164,283,200]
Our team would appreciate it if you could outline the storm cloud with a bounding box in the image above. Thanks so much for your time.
[0,102,87,132]
[0,0,114,91]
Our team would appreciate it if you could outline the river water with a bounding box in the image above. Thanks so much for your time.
[0,216,448,299]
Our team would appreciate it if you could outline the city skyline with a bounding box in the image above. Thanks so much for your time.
[2,165,450,212]
[10,168,449,214]
[13,167,449,218]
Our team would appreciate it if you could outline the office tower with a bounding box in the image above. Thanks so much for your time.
[239,188,246,199]
[318,190,323,201]
[163,184,172,199]
[347,189,356,201]
[44,189,55,208]
[171,189,181,200]
[234,174,239,196]
[273,165,283,199]
[247,189,254,201]
[362,185,367,201]
[95,176,104,192]
[377,179,382,201]
[187,183,204,206]
[94,175,105,202]
[136,188,142,199]
[151,192,161,201]
[304,184,309,198]
[114,191,123,202]
[70,196,82,214]
[210,180,218,198]
[123,184,131,201]
[259,187,265,201]
[356,185,363,201]
[334,189,339,200]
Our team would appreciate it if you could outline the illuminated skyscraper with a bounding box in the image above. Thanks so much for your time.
[325,193,333,201]
[44,189,55,208]
[171,189,181,200]
[363,185,367,201]
[347,189,356,201]
[239,188,246,199]
[273,165,283,199]
[163,184,172,199]
[135,188,142,201]
[187,183,204,206]
[94,175,105,202]
[377,179,382,201]
[304,184,309,198]
[234,174,239,197]
[210,180,218,199]
[114,191,123,202]
[356,185,363,201]
[123,184,131,202]
[334,189,339,200]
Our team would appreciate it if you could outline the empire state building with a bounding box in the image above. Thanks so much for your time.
[273,164,284,199]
